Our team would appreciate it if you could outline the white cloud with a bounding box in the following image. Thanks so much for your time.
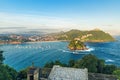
[0,12,120,35]
[0,12,79,29]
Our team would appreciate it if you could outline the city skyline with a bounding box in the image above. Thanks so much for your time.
[0,0,120,35]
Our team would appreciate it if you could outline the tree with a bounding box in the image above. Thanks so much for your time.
[103,65,117,74]
[0,64,17,80]
[17,68,29,80]
[44,54,118,75]
[97,59,105,73]
[113,69,120,80]
[0,51,4,64]
[0,65,11,80]
[44,60,67,68]
[78,54,98,72]
[0,51,17,80]
[44,61,54,68]
[68,59,75,67]
[4,65,17,80]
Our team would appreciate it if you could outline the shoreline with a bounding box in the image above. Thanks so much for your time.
[26,40,68,44]
[0,40,69,45]
[0,40,115,45]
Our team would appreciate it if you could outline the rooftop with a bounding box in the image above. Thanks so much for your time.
[48,65,88,80]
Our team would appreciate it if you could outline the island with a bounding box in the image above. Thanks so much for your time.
[65,29,115,50]
[68,39,88,50]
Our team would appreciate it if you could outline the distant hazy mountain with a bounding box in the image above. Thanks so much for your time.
[0,28,61,36]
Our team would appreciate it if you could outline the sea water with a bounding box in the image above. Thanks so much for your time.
[0,36,120,71]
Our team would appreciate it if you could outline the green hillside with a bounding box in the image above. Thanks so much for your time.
[56,29,115,42]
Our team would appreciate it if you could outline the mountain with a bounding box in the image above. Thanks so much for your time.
[52,29,115,42]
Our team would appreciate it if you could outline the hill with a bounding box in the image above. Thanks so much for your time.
[53,29,115,42]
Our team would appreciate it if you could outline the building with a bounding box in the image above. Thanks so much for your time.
[27,65,88,80]
[27,66,51,80]
[27,66,40,80]
[27,65,117,80]
[48,65,88,80]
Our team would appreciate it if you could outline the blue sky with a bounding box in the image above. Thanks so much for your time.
[0,0,120,34]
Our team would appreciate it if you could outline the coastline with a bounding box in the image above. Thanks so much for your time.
[0,41,22,45]
[0,40,69,45]
[26,40,65,44]
[1,36,120,71]
[0,40,115,45]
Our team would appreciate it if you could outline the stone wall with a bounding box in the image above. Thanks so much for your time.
[88,73,118,80]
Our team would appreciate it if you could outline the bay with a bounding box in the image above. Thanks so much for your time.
[0,36,120,71]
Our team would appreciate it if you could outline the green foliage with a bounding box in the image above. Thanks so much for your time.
[103,65,117,74]
[113,69,120,80]
[44,54,118,75]
[17,68,29,80]
[74,54,117,74]
[0,51,17,80]
[0,51,5,64]
[68,59,75,67]
[4,65,17,80]
[97,59,105,73]
[44,61,54,68]
[0,64,17,80]
[56,29,115,42]
[44,60,67,68]
[85,30,115,41]
[0,65,11,80]
[77,54,98,72]
[66,29,83,40]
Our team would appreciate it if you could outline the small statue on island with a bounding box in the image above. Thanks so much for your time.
[68,39,88,50]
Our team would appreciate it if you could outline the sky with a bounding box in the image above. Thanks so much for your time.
[0,0,120,35]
